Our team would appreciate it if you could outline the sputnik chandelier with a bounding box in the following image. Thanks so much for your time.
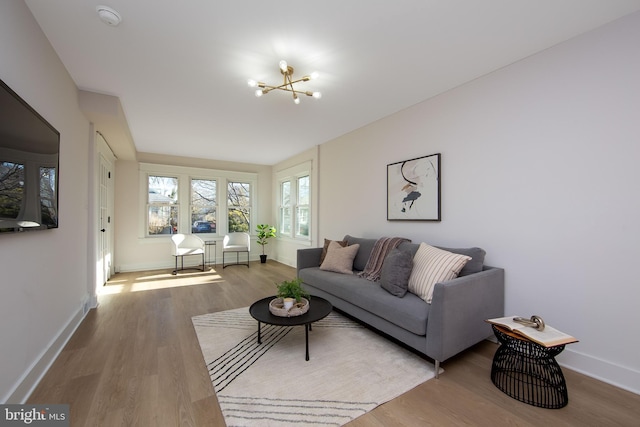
[248,60,321,104]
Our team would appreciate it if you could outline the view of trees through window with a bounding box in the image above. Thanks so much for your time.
[191,178,216,234]
[147,175,178,235]
[279,181,291,235]
[228,181,250,232]
[296,175,309,237]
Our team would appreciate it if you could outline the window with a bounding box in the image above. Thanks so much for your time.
[296,175,309,238]
[227,181,251,232]
[279,181,291,235]
[147,175,178,235]
[277,161,311,241]
[191,178,216,234]
[140,163,257,238]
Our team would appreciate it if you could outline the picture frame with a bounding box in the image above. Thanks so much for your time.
[387,153,441,221]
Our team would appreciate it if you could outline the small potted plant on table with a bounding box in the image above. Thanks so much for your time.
[275,278,310,313]
[256,224,276,263]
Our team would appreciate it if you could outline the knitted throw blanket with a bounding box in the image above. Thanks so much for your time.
[358,237,411,282]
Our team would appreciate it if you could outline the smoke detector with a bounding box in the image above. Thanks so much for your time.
[96,5,122,26]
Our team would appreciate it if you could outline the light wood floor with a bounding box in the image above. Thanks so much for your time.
[29,261,640,426]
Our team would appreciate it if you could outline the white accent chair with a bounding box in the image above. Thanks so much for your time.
[171,234,205,274]
[222,232,250,268]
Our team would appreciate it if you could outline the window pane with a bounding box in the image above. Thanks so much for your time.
[296,206,309,237]
[228,181,250,232]
[228,207,250,232]
[148,176,178,204]
[191,179,216,234]
[280,206,291,235]
[298,175,309,205]
[227,181,250,207]
[0,162,24,220]
[281,181,290,205]
[148,205,178,235]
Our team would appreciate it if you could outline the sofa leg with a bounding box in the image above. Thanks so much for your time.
[435,360,440,379]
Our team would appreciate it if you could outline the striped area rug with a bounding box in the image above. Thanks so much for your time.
[192,306,436,426]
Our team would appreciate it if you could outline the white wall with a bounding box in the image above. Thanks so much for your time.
[114,153,273,271]
[0,2,91,402]
[316,12,640,393]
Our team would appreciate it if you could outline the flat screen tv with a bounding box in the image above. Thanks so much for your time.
[0,78,60,233]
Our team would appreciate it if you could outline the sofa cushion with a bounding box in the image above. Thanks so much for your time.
[408,243,472,303]
[436,246,486,276]
[319,241,360,274]
[320,238,347,265]
[299,267,430,335]
[397,242,485,277]
[379,248,413,297]
[343,235,378,271]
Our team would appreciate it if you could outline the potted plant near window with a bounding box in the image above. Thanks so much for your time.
[275,278,310,311]
[256,224,276,263]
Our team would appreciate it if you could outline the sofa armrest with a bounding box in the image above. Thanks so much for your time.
[426,266,505,363]
[297,248,323,275]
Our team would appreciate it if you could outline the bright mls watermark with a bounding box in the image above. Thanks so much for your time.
[1,405,69,427]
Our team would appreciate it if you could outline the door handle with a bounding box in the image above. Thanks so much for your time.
[101,229,106,232]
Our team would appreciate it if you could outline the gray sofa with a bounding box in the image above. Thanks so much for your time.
[297,235,505,376]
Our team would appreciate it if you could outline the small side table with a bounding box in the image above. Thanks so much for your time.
[205,240,216,266]
[491,325,568,409]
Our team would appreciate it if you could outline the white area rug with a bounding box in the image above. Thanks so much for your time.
[192,306,436,426]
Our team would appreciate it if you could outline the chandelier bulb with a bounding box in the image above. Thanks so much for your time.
[279,60,288,72]
[312,92,322,99]
[255,89,263,97]
[247,79,257,87]
[310,71,320,80]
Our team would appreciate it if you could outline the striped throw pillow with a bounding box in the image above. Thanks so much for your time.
[408,243,472,303]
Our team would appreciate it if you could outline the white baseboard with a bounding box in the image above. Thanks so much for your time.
[5,306,87,403]
[558,348,640,395]
[118,256,261,273]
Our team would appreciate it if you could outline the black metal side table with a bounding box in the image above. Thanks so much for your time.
[205,240,216,266]
[491,324,568,409]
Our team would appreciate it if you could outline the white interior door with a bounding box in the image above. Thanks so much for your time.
[97,134,115,286]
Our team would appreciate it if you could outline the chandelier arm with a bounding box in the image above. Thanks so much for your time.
[286,73,297,98]
[260,84,298,94]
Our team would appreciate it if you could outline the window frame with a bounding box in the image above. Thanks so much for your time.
[276,162,311,242]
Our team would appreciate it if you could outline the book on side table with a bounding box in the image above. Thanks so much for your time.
[487,316,578,347]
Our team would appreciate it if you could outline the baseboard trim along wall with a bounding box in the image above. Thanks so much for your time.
[559,348,640,395]
[4,306,87,404]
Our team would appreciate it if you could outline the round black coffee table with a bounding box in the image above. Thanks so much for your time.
[249,296,333,361]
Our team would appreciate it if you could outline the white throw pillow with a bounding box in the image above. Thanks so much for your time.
[319,241,360,274]
[408,243,471,303]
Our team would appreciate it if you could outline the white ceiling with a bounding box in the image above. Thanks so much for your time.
[25,0,640,165]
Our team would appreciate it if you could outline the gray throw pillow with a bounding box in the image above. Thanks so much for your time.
[379,248,413,297]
